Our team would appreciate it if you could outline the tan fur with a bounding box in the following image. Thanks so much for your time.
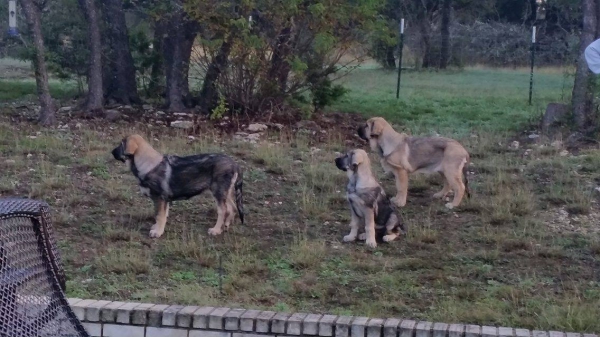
[360,117,470,209]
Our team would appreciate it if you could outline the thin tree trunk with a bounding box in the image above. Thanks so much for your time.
[385,46,396,69]
[78,0,104,117]
[420,19,433,69]
[148,18,166,97]
[268,27,292,93]
[572,0,597,132]
[20,0,56,126]
[102,0,140,105]
[199,35,234,115]
[440,0,451,69]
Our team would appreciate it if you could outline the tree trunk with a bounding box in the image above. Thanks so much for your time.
[20,0,56,126]
[420,19,433,69]
[78,0,104,117]
[199,35,234,115]
[148,18,166,97]
[163,10,198,112]
[268,27,292,94]
[440,0,451,69]
[102,0,140,105]
[385,46,396,69]
[572,0,597,132]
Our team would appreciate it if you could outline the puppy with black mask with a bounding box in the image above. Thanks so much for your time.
[335,149,406,248]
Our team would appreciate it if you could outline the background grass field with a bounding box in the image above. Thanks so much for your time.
[1,58,600,333]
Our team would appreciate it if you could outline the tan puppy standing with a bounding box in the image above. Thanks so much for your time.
[357,117,470,209]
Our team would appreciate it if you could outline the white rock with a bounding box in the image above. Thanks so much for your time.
[171,120,193,129]
[247,123,268,132]
[510,141,520,149]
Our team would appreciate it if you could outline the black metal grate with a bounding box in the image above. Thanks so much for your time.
[0,198,89,337]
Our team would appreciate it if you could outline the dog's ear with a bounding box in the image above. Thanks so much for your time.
[350,150,362,169]
[369,118,385,137]
[124,136,139,156]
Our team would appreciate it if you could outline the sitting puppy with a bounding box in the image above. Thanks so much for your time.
[357,117,471,209]
[335,149,406,248]
[111,134,244,238]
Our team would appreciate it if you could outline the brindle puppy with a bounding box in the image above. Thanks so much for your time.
[335,149,406,249]
[111,134,244,238]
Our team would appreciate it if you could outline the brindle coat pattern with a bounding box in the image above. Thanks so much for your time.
[357,117,470,209]
[111,134,244,238]
[335,149,406,248]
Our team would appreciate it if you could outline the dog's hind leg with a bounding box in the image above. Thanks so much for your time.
[150,197,169,238]
[208,198,227,236]
[445,169,466,209]
[433,172,451,199]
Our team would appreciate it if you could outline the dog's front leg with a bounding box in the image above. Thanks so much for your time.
[343,211,360,243]
[150,197,169,238]
[391,168,409,207]
[363,210,377,249]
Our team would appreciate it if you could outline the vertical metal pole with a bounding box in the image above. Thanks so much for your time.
[529,26,536,106]
[396,18,405,99]
[8,0,18,36]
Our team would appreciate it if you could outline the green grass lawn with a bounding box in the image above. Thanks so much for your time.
[332,66,572,136]
[2,62,600,333]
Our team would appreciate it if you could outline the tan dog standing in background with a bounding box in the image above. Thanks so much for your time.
[357,117,470,209]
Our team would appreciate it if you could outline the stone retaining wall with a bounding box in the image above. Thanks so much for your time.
[68,298,597,337]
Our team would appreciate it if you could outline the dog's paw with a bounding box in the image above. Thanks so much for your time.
[358,233,367,241]
[149,227,164,238]
[391,196,406,207]
[365,239,377,249]
[445,202,455,210]
[343,234,357,242]
[433,192,446,199]
[383,234,397,242]
[208,227,223,236]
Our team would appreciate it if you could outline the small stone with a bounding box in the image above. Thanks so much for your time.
[171,121,194,129]
[524,149,532,156]
[551,140,563,149]
[528,134,540,139]
[156,111,166,115]
[595,187,600,194]
[4,159,16,164]
[75,123,82,129]
[247,123,268,132]
[559,150,569,157]
[58,106,72,113]
[105,110,121,122]
[510,141,520,149]
[26,154,33,158]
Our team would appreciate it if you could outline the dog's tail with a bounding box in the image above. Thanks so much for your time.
[463,156,471,199]
[235,168,245,225]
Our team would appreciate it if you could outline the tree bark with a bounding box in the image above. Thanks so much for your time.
[78,0,104,117]
[162,9,198,112]
[148,19,166,97]
[199,34,234,115]
[20,0,56,126]
[440,0,451,69]
[102,0,140,105]
[385,46,396,69]
[571,0,597,132]
[268,27,292,94]
[420,19,433,68]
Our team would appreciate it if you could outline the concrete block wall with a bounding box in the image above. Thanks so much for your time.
[68,298,597,337]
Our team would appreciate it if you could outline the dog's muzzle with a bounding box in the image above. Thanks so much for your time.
[111,143,127,162]
[357,126,368,141]
[335,157,347,171]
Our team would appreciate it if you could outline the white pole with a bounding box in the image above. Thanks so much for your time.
[532,26,536,43]
[248,15,252,29]
[8,1,17,29]
[400,18,405,35]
